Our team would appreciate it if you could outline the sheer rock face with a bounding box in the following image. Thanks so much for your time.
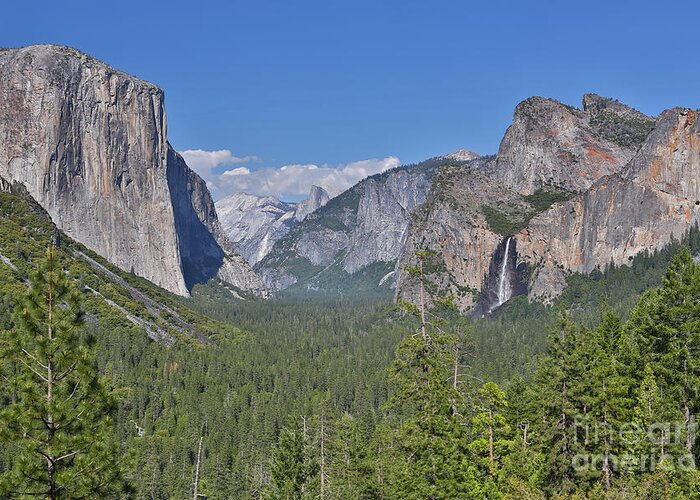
[0,45,265,297]
[342,167,437,274]
[518,108,700,300]
[166,149,268,296]
[396,95,655,312]
[216,185,330,266]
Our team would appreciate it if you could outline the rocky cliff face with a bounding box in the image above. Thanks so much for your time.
[343,166,441,273]
[216,185,330,265]
[396,95,655,312]
[488,94,652,195]
[256,154,477,293]
[166,148,268,295]
[0,44,265,297]
[518,107,700,302]
[216,193,297,265]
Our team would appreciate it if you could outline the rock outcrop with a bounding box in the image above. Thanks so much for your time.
[0,44,265,297]
[396,95,655,312]
[488,95,652,195]
[216,185,330,265]
[295,185,331,222]
[0,176,11,193]
[395,158,527,312]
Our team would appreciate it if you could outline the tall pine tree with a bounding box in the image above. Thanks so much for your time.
[0,247,128,498]
[533,311,582,494]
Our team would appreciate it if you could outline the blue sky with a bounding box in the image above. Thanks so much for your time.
[4,0,700,200]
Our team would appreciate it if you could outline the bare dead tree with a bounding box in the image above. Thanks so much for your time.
[193,436,203,500]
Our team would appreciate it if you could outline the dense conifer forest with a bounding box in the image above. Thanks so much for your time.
[3,187,700,497]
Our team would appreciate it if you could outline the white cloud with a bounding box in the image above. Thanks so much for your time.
[180,149,259,179]
[221,167,251,177]
[215,157,400,199]
[181,149,401,200]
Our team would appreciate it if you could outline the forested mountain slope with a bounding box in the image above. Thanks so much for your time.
[0,183,243,345]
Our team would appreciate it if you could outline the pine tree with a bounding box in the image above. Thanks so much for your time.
[502,376,545,495]
[267,421,307,499]
[591,311,621,488]
[469,381,513,494]
[533,311,582,494]
[504,376,534,455]
[387,249,483,498]
[385,331,481,498]
[572,308,632,489]
[627,363,665,466]
[0,246,129,498]
[325,412,374,499]
[369,422,393,500]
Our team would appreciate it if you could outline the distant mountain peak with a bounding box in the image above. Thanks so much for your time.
[216,185,332,265]
[295,185,331,222]
[256,157,441,293]
[217,192,296,212]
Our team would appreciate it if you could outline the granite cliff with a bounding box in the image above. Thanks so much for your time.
[488,94,651,195]
[0,44,265,297]
[295,185,331,222]
[519,107,700,303]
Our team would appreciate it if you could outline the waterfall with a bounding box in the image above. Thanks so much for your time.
[490,236,513,312]
[475,235,523,317]
[497,236,512,305]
